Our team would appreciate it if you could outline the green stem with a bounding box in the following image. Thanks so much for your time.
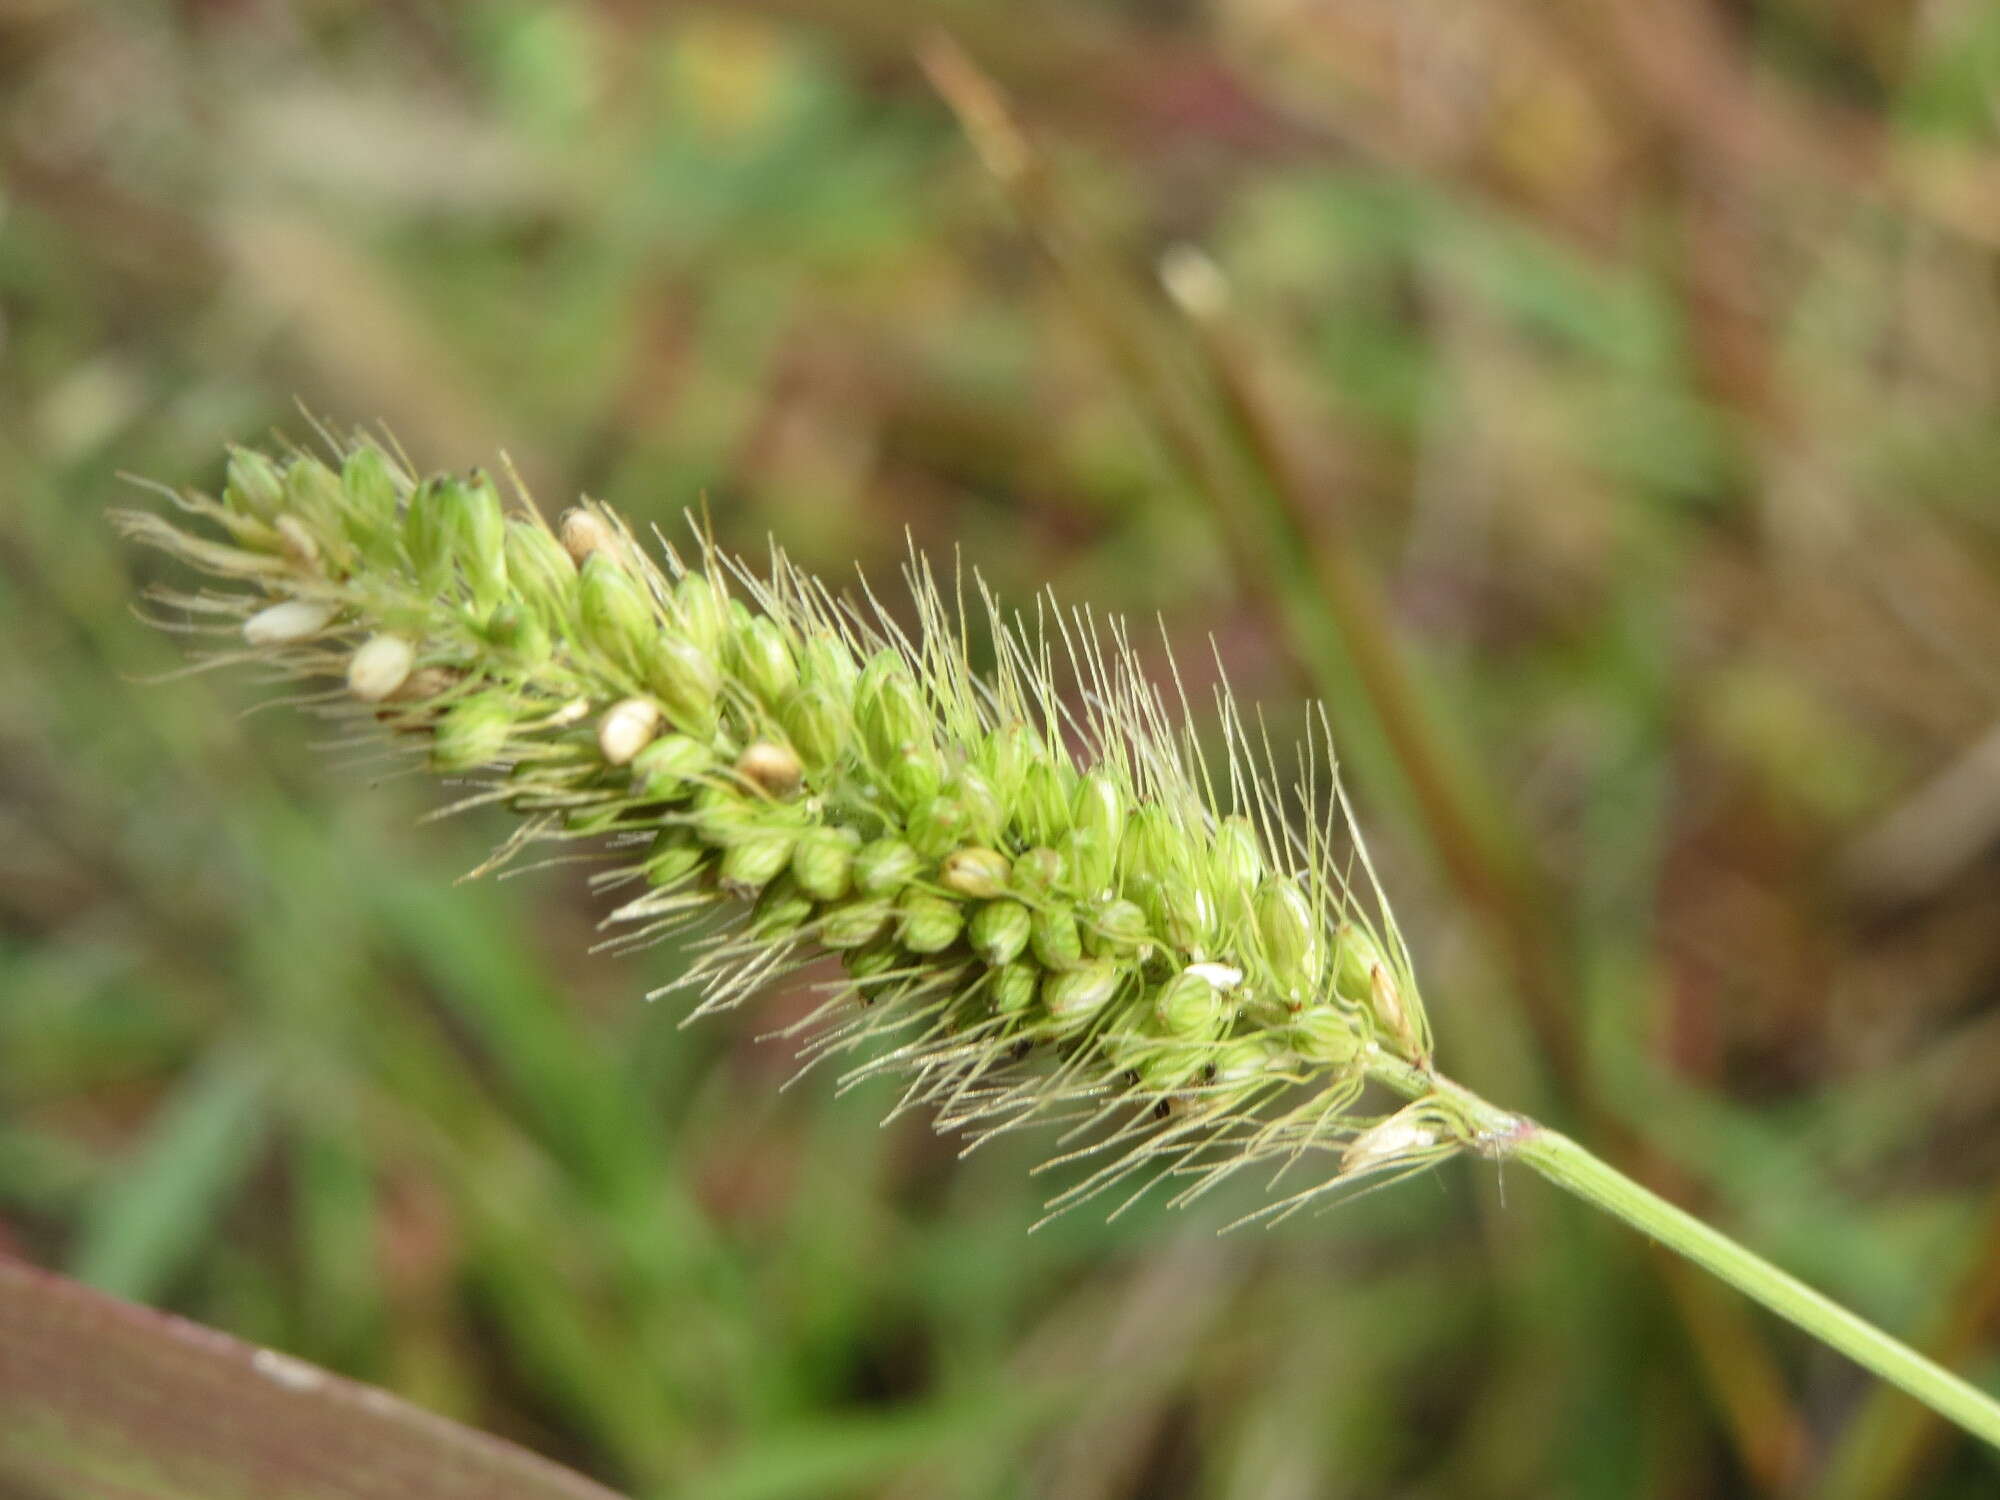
[1368,1056,2000,1450]
[1518,1128,2000,1449]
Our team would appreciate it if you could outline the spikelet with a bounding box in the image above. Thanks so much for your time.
[117,433,1453,1222]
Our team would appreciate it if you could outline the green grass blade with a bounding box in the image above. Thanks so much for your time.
[71,1048,271,1302]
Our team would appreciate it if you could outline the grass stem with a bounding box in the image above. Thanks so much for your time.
[1518,1129,2000,1451]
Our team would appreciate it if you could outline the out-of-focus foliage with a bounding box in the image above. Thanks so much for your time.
[4,2,2000,1497]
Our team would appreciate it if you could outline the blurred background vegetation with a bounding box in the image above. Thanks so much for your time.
[6,2,2000,1496]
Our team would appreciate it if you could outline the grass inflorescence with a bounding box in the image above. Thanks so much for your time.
[120,432,1449,1223]
[117,432,2000,1445]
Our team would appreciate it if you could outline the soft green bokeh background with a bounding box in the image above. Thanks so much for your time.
[7,3,2000,1496]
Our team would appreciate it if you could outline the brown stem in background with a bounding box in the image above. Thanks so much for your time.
[1189,309,1575,1077]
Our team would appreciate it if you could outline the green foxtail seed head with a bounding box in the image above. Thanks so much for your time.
[119,434,1436,1224]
